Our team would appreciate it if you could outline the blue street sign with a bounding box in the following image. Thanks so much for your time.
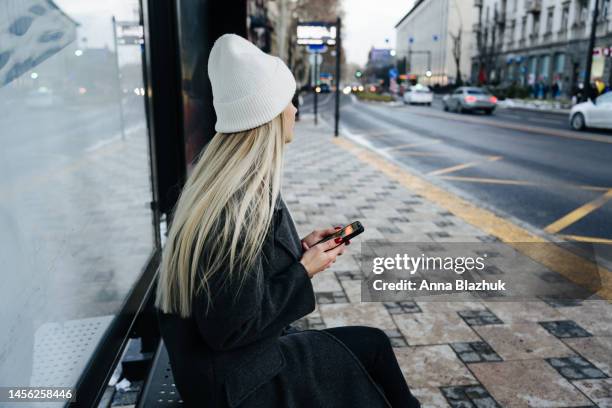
[388,68,398,78]
[433,34,439,41]
[307,44,326,53]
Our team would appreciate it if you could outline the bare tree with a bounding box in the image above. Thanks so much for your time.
[449,28,462,85]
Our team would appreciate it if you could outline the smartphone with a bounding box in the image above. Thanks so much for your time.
[314,221,364,249]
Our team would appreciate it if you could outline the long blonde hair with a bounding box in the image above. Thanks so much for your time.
[156,114,286,317]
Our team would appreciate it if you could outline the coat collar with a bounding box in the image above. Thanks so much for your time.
[273,193,284,212]
[272,195,302,260]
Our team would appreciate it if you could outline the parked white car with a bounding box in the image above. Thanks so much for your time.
[403,85,433,105]
[569,91,612,130]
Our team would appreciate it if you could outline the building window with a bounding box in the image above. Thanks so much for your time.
[528,56,537,84]
[532,13,540,38]
[539,54,550,80]
[521,16,527,39]
[553,53,565,75]
[575,0,588,26]
[600,0,610,21]
[545,7,554,33]
[560,3,570,31]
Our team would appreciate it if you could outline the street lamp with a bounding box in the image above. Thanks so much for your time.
[425,70,432,78]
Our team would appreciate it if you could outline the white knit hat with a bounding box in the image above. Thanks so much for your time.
[208,34,297,133]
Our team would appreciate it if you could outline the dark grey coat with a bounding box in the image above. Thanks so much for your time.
[158,198,392,408]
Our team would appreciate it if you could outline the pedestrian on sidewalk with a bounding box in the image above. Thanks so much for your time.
[155,34,420,408]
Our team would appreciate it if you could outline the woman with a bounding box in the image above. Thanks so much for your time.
[156,34,420,408]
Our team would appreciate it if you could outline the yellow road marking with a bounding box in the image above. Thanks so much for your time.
[544,189,612,234]
[428,156,502,176]
[383,139,441,151]
[560,234,612,245]
[439,175,611,192]
[412,109,612,144]
[333,137,612,300]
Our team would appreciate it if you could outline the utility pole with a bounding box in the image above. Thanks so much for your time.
[334,17,341,137]
[583,0,600,101]
[314,52,318,125]
[111,16,126,141]
[475,0,484,84]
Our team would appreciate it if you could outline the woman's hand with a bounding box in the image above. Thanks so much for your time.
[300,238,347,278]
[301,225,351,251]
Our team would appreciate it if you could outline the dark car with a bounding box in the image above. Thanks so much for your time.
[316,83,331,93]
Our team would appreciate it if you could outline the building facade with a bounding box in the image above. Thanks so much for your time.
[471,0,612,96]
[395,0,476,85]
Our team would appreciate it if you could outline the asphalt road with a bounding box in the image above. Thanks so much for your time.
[0,97,146,190]
[300,91,612,251]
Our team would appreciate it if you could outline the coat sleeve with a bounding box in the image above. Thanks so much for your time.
[193,254,316,351]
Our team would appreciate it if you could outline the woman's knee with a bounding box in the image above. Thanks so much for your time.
[353,326,392,350]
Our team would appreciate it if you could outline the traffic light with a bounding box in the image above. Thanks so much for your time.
[355,70,362,79]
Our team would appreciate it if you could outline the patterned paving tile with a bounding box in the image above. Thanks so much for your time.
[476,235,501,242]
[384,329,408,348]
[339,279,362,303]
[383,301,422,314]
[411,387,450,408]
[564,336,612,376]
[469,360,592,407]
[450,342,503,363]
[540,297,585,308]
[457,309,503,326]
[573,378,612,407]
[427,231,451,239]
[394,311,480,345]
[315,291,349,304]
[334,270,363,281]
[417,301,486,314]
[558,301,612,336]
[440,384,501,408]
[547,356,608,380]
[395,345,477,388]
[475,323,576,360]
[319,302,397,330]
[483,301,562,324]
[540,320,593,339]
[293,315,327,330]
[311,270,343,292]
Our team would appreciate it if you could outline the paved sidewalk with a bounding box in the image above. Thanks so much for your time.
[284,115,612,408]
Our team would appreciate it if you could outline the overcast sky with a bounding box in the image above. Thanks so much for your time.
[55,0,413,68]
[342,0,415,66]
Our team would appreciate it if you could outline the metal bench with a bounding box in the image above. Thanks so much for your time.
[137,340,183,407]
